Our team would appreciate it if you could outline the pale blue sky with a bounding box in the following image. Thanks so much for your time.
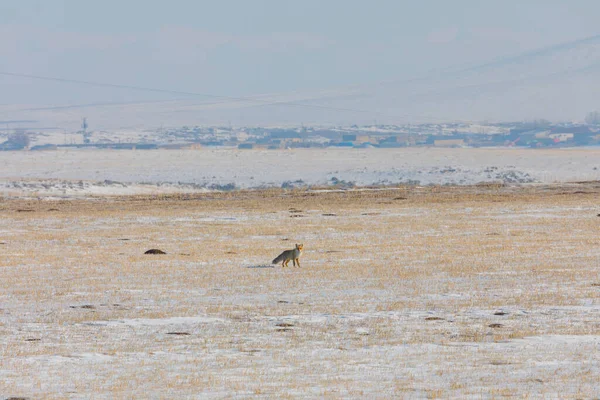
[1,0,600,123]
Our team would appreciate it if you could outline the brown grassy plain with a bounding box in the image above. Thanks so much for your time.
[1,184,599,398]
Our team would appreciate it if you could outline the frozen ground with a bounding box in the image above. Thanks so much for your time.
[1,147,600,197]
[0,187,599,398]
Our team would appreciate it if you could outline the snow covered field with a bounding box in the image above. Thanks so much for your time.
[1,186,599,398]
[1,147,600,197]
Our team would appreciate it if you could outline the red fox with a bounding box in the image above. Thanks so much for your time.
[272,243,304,267]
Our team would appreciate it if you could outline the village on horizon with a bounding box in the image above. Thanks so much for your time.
[2,115,600,151]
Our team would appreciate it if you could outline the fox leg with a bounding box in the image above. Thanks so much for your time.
[295,258,301,267]
[293,259,297,267]
[283,259,288,267]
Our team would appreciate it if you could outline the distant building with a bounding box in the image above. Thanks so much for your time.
[236,132,249,142]
[520,129,551,138]
[342,134,371,144]
[269,130,301,140]
[549,126,592,135]
[548,133,574,142]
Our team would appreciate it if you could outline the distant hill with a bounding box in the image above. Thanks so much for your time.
[2,34,600,129]
[323,34,600,124]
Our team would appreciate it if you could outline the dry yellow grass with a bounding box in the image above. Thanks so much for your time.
[0,184,599,398]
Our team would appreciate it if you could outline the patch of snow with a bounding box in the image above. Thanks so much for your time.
[84,316,226,327]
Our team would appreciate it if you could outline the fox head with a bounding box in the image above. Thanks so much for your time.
[295,243,304,251]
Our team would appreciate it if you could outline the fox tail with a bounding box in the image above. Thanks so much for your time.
[272,252,285,264]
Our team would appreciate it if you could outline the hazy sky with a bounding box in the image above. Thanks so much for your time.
[1,0,600,124]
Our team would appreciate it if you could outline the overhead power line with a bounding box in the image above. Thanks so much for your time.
[0,71,374,115]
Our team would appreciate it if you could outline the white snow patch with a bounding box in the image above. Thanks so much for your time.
[84,316,226,327]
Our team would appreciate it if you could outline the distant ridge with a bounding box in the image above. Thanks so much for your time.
[2,33,600,126]
[460,33,600,74]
